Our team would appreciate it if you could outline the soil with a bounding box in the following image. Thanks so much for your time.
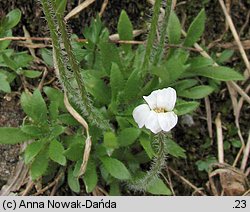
[0,0,249,195]
[0,94,23,187]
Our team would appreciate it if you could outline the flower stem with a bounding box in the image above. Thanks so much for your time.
[141,0,162,72]
[128,133,166,192]
[153,0,172,65]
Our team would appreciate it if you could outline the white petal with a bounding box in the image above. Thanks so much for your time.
[156,87,177,111]
[143,89,160,109]
[158,111,178,132]
[133,104,150,128]
[144,111,162,134]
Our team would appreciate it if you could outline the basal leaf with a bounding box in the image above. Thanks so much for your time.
[179,85,214,99]
[24,140,45,164]
[184,9,206,47]
[175,101,199,115]
[49,140,66,166]
[101,156,131,180]
[0,127,34,144]
[118,10,133,53]
[83,160,98,193]
[192,66,244,81]
[146,178,172,195]
[117,128,141,147]
[30,148,49,180]
[167,11,181,44]
[21,89,48,124]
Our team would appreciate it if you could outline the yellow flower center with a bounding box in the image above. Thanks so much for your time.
[154,108,166,113]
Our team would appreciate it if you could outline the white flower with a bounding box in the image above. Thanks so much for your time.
[133,87,178,134]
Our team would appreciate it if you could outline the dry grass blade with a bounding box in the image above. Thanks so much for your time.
[205,96,213,140]
[99,0,109,17]
[65,0,95,21]
[167,166,206,196]
[241,131,250,171]
[63,94,91,177]
[218,0,250,75]
[215,113,224,163]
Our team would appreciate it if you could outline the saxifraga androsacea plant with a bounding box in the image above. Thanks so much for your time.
[39,0,174,193]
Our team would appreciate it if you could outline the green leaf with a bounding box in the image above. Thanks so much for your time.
[230,139,242,148]
[20,89,48,124]
[24,140,45,164]
[110,63,124,100]
[153,56,186,85]
[40,48,53,67]
[0,30,12,50]
[30,148,49,180]
[147,178,171,195]
[49,125,65,139]
[109,182,121,196]
[101,156,131,180]
[167,11,181,44]
[184,9,206,47]
[85,73,111,105]
[0,127,34,144]
[173,79,198,92]
[179,85,214,99]
[58,114,79,126]
[43,86,65,111]
[99,41,122,73]
[188,56,214,70]
[104,132,118,149]
[22,70,42,78]
[64,142,84,161]
[49,140,66,166]
[217,50,234,64]
[139,136,155,159]
[192,66,244,81]
[122,69,142,101]
[118,10,133,53]
[175,101,199,115]
[68,167,80,193]
[55,0,67,15]
[21,125,45,137]
[2,54,19,71]
[117,128,141,147]
[83,160,98,193]
[2,9,21,30]
[196,156,217,172]
[0,72,11,93]
[165,138,186,159]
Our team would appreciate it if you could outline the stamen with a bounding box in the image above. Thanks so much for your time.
[154,108,166,113]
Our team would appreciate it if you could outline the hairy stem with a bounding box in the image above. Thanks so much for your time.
[153,0,172,65]
[141,0,162,72]
[128,133,166,192]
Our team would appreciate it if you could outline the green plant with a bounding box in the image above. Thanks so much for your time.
[0,9,41,93]
[0,0,244,195]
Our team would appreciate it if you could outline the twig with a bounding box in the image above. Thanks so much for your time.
[21,179,34,196]
[0,36,51,41]
[167,166,206,196]
[215,113,224,163]
[65,0,96,21]
[38,68,48,91]
[240,130,250,171]
[218,0,250,75]
[32,172,64,196]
